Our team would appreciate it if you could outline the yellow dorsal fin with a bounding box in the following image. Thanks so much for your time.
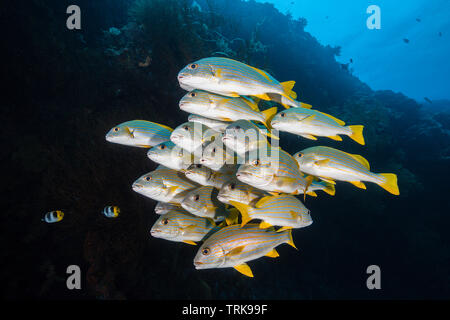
[234,263,254,277]
[242,96,260,111]
[249,65,272,82]
[259,221,273,229]
[300,102,312,109]
[265,249,279,258]
[281,81,296,98]
[254,196,273,208]
[261,107,278,128]
[183,240,197,245]
[315,111,345,125]
[349,154,370,170]
[229,201,252,227]
[301,114,316,124]
[227,245,245,257]
[156,123,174,132]
[349,181,366,189]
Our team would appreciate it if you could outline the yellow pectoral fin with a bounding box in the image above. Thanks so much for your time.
[254,196,274,209]
[349,181,366,189]
[300,115,316,124]
[259,221,273,229]
[168,186,179,193]
[227,245,245,257]
[183,240,197,245]
[328,135,343,141]
[183,225,197,233]
[215,68,222,78]
[314,159,330,167]
[234,263,254,277]
[265,249,280,258]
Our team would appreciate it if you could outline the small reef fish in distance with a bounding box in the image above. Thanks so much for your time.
[154,202,183,215]
[193,223,297,277]
[42,210,64,223]
[179,89,278,130]
[106,120,173,148]
[271,108,365,145]
[293,146,400,195]
[103,206,120,218]
[150,210,216,245]
[231,194,313,230]
[132,168,200,204]
[177,57,302,109]
[147,141,196,171]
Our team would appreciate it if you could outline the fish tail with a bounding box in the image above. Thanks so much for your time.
[322,182,336,196]
[348,125,365,145]
[261,107,278,129]
[377,173,400,195]
[229,200,252,227]
[285,229,298,250]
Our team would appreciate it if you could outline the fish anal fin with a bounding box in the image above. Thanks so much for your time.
[265,249,279,258]
[300,134,317,140]
[328,135,343,141]
[234,263,254,277]
[349,181,366,189]
[183,240,197,245]
[254,93,271,101]
[259,221,273,229]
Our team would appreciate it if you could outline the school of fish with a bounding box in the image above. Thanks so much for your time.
[101,57,399,278]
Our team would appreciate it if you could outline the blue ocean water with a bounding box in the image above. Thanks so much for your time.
[1,0,449,300]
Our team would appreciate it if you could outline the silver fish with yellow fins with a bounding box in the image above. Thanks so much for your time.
[170,121,219,153]
[293,146,400,195]
[154,202,182,215]
[177,57,301,109]
[105,120,173,148]
[188,114,229,133]
[103,206,120,218]
[150,210,216,245]
[147,141,195,171]
[271,108,365,145]
[179,89,278,130]
[200,139,238,171]
[181,185,238,224]
[217,179,270,206]
[230,194,312,230]
[42,210,64,223]
[132,168,200,204]
[193,223,297,277]
[184,164,234,189]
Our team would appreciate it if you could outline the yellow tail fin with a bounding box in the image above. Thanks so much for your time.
[261,107,278,129]
[281,81,296,98]
[348,125,365,145]
[285,229,298,250]
[323,182,335,196]
[378,173,400,195]
[229,201,253,227]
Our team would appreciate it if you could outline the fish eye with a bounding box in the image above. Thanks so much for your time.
[280,112,286,117]
[297,153,303,158]
[235,125,241,130]
[189,63,198,69]
[196,164,202,168]
[202,247,210,255]
[212,147,216,153]
[113,127,120,132]
[162,218,169,225]
[145,176,152,181]
[183,125,189,131]
[194,195,200,201]
[190,92,197,97]
[159,144,166,150]
[230,183,236,190]
[253,159,260,166]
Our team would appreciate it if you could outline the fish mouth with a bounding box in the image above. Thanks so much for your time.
[150,229,160,236]
[193,260,207,269]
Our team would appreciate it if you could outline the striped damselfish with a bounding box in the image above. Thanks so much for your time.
[293,146,400,195]
[179,89,278,129]
[105,120,173,148]
[193,223,297,277]
[230,194,313,230]
[150,210,216,245]
[132,167,199,204]
[177,57,300,108]
[42,210,64,223]
[103,206,120,218]
[271,108,365,145]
